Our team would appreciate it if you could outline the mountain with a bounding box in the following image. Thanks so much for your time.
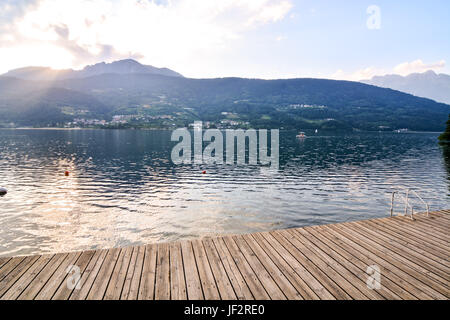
[0,61,449,130]
[1,67,76,82]
[2,59,183,81]
[361,70,450,104]
[80,59,183,78]
[0,76,109,126]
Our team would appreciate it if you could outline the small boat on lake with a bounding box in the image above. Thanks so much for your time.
[296,131,306,139]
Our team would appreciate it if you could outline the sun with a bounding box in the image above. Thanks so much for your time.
[0,45,73,73]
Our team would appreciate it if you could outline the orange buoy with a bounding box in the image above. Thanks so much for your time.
[65,171,70,176]
[202,170,206,174]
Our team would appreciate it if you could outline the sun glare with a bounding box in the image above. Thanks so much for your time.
[0,45,73,72]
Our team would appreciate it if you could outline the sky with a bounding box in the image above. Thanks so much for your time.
[0,0,449,80]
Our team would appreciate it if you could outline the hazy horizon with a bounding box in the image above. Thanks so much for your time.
[2,58,450,81]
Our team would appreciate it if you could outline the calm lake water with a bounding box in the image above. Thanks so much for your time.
[0,129,448,257]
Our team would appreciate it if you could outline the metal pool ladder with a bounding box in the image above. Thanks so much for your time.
[390,187,430,220]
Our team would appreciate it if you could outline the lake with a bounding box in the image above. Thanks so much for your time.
[0,129,448,257]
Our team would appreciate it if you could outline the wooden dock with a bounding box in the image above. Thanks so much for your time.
[0,209,448,300]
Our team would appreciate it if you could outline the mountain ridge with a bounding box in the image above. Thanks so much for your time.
[361,70,450,104]
[1,59,183,81]
[0,61,448,131]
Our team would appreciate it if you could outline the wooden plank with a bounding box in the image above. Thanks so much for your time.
[302,226,402,299]
[180,241,203,300]
[364,220,449,265]
[104,247,133,300]
[369,219,449,257]
[292,228,384,300]
[435,211,450,218]
[202,238,236,300]
[259,231,335,300]
[192,239,220,300]
[356,219,450,270]
[35,251,82,300]
[405,218,450,239]
[337,221,449,296]
[251,232,319,300]
[0,256,40,298]
[0,257,11,270]
[413,213,450,226]
[424,212,449,222]
[211,237,253,300]
[18,253,68,300]
[346,221,450,284]
[45,251,94,300]
[1,209,448,300]
[280,229,367,299]
[169,242,187,300]
[416,213,450,224]
[221,236,270,300]
[86,248,121,300]
[314,224,423,299]
[393,217,449,240]
[1,254,54,300]
[155,243,171,300]
[271,230,352,300]
[69,249,108,300]
[0,257,26,282]
[398,213,450,231]
[242,234,303,300]
[138,244,157,300]
[383,217,449,248]
[121,245,145,300]
[328,224,447,299]
[309,225,418,299]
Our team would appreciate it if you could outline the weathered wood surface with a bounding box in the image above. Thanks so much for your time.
[0,210,448,300]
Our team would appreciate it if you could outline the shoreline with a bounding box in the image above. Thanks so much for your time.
[0,127,444,134]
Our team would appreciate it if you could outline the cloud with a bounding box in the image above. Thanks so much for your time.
[393,59,446,76]
[330,67,385,81]
[49,23,143,66]
[0,0,40,25]
[0,0,293,74]
[331,59,446,81]
[245,0,292,25]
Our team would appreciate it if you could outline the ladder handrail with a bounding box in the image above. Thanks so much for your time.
[407,189,430,216]
[390,187,429,219]
[390,191,414,220]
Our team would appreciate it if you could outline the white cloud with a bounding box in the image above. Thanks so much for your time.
[331,59,446,81]
[0,0,293,74]
[330,67,383,81]
[393,59,446,76]
[245,0,292,25]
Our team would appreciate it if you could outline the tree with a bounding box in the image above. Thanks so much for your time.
[438,114,450,143]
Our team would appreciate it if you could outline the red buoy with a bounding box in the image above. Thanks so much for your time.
[65,171,70,176]
[202,170,206,174]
